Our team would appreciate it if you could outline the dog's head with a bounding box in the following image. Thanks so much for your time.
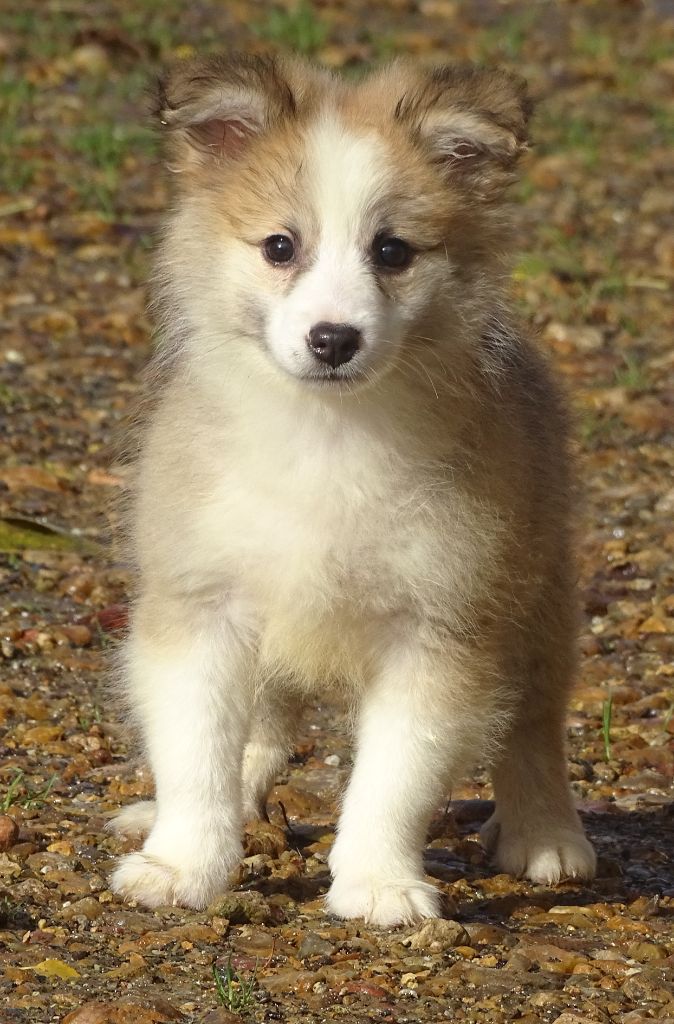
[154,55,530,388]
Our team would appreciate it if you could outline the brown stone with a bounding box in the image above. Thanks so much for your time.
[201,1012,241,1024]
[242,819,288,857]
[0,814,19,852]
[402,918,470,951]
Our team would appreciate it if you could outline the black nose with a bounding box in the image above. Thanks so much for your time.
[307,322,361,368]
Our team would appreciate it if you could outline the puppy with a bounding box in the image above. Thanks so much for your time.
[109,54,595,926]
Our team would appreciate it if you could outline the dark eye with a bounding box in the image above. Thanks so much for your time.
[263,234,295,265]
[373,235,413,270]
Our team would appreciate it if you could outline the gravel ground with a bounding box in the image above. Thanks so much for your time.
[1,1,673,1021]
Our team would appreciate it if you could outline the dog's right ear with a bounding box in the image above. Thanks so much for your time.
[153,54,296,170]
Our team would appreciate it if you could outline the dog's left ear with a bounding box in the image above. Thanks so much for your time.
[395,65,532,197]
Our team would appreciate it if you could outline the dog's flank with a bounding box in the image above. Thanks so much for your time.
[109,53,595,923]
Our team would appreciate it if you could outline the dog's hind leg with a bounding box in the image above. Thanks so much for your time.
[108,800,157,839]
[241,691,300,822]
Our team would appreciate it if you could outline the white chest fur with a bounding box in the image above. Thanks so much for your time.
[160,380,492,683]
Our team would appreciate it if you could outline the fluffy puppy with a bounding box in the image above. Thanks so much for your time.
[109,54,595,926]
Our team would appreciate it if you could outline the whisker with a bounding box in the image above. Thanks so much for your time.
[391,353,450,400]
[409,354,440,400]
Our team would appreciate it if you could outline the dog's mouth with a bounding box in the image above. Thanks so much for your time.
[300,365,369,387]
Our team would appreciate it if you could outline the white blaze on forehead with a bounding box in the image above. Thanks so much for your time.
[305,116,392,244]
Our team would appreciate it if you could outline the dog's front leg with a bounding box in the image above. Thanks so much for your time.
[111,594,253,910]
[327,641,482,927]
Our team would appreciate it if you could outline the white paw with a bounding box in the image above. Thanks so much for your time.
[111,852,183,908]
[111,849,232,910]
[482,815,596,884]
[107,801,157,838]
[326,876,441,927]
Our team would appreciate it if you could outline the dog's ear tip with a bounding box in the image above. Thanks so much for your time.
[428,63,532,131]
[146,68,184,129]
[502,70,534,130]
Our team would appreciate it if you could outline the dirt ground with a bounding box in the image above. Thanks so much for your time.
[1,1,673,1022]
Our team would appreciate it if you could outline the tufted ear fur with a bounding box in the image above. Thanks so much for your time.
[394,65,532,198]
[153,54,297,170]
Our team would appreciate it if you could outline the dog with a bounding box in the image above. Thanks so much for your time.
[108,53,596,926]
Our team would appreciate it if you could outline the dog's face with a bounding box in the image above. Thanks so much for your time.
[155,56,530,387]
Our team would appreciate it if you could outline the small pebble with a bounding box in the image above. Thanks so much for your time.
[0,815,19,852]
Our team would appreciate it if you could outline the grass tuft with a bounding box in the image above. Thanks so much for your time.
[213,957,257,1013]
[601,690,613,762]
[255,2,328,55]
[477,10,537,62]
[613,353,649,391]
[1,770,58,812]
